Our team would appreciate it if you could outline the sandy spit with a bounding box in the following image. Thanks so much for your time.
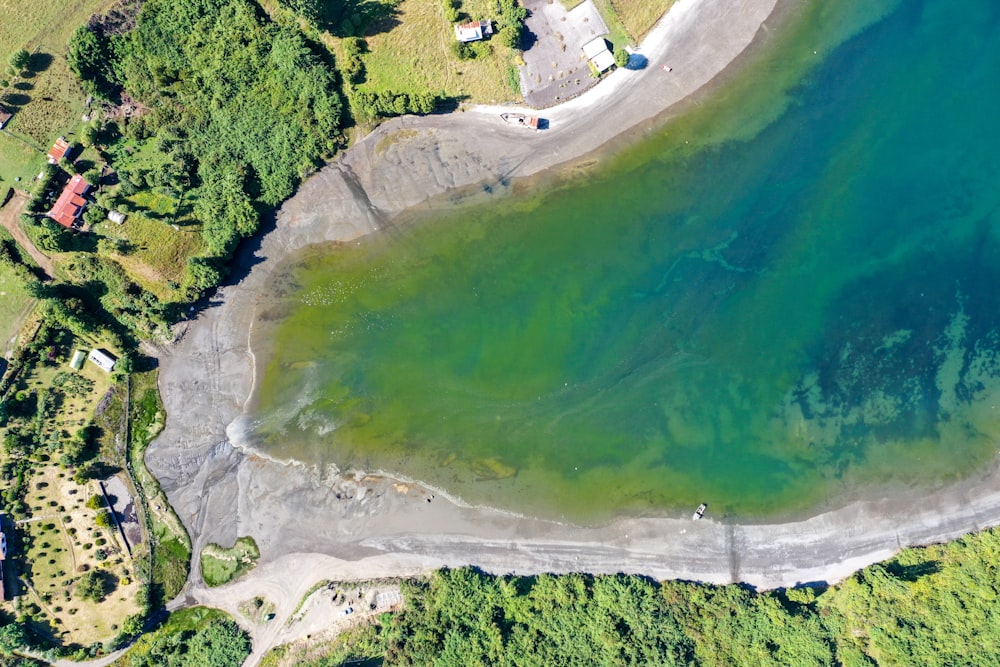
[144,0,1000,655]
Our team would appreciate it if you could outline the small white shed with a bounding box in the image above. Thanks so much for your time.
[69,349,87,370]
[88,348,117,373]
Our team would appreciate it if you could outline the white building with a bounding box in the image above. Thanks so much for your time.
[88,348,117,372]
[455,19,493,43]
[583,36,616,74]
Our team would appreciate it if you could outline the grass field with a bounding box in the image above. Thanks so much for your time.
[0,228,34,348]
[361,0,520,104]
[0,0,117,178]
[200,536,260,587]
[610,0,674,41]
[0,132,46,186]
[94,211,203,300]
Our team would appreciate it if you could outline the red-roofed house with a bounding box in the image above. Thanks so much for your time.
[0,105,12,129]
[48,174,91,228]
[47,137,74,164]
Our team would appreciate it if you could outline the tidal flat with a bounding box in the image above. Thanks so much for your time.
[248,0,1000,522]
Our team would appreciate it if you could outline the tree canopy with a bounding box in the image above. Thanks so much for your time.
[122,610,250,667]
[68,0,346,295]
[296,527,1000,666]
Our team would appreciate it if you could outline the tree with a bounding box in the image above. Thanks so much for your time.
[75,569,112,602]
[276,0,320,23]
[9,49,30,74]
[186,619,252,666]
[498,25,521,50]
[83,169,103,188]
[442,0,460,23]
[614,48,630,68]
[94,509,114,529]
[68,26,117,99]
[80,123,99,148]
[186,257,223,292]
[0,621,29,654]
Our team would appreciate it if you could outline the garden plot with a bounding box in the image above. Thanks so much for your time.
[20,464,142,645]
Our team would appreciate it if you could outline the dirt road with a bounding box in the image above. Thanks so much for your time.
[0,190,55,278]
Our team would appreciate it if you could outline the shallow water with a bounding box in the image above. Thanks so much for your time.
[249,0,1000,521]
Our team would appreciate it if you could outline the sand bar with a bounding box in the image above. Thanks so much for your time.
[145,0,1000,645]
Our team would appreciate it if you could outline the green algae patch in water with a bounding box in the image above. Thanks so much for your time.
[249,0,1000,521]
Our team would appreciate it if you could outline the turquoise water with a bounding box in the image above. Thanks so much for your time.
[249,0,1000,521]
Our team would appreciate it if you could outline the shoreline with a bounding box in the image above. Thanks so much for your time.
[144,0,1000,646]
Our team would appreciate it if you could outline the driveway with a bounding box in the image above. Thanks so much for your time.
[0,190,55,278]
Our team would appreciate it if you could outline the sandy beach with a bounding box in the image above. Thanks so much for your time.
[145,0,1000,658]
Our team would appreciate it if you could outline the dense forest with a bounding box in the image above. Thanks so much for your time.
[275,527,1000,666]
[113,608,251,667]
[68,0,345,294]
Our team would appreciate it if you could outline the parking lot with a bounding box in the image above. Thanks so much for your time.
[519,0,610,108]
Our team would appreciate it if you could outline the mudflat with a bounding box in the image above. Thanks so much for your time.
[146,0,1000,638]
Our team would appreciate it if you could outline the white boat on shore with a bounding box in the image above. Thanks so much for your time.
[500,112,541,130]
[692,503,707,520]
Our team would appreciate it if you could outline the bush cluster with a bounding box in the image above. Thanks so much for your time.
[311,527,1000,666]
[68,0,346,301]
[353,90,438,119]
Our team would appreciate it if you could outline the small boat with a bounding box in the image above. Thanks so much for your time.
[692,503,707,520]
[500,112,540,130]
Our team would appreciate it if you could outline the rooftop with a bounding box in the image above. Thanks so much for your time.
[88,348,117,372]
[582,37,615,73]
[47,137,72,163]
[455,19,493,43]
[47,174,91,228]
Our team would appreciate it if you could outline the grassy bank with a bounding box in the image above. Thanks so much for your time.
[127,371,191,604]
[200,537,260,588]
[610,0,675,41]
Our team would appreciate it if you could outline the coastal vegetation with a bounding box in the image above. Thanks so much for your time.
[199,536,260,587]
[110,606,251,667]
[67,0,346,298]
[264,527,1000,666]
[126,372,190,604]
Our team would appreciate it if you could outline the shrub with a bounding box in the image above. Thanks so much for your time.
[9,49,30,74]
[75,570,112,602]
[94,509,114,529]
[452,40,474,60]
[498,25,521,50]
[443,0,460,23]
[341,37,367,85]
